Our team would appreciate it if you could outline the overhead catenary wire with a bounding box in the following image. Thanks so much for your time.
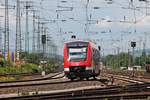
[0,0,150,56]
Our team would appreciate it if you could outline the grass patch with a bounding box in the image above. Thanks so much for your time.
[0,76,16,82]
[0,63,40,74]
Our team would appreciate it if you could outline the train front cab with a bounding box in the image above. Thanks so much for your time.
[64,42,100,80]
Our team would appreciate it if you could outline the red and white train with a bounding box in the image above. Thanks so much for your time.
[63,40,101,80]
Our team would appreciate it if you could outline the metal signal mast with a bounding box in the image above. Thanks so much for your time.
[32,10,36,52]
[16,0,22,60]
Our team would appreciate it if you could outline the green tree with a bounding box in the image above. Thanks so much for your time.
[102,52,133,69]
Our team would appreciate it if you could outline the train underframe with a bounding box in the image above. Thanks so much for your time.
[64,66,100,80]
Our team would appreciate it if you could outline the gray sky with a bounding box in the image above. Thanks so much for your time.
[1,0,150,55]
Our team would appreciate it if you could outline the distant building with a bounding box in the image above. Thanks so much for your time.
[120,67,127,70]
[128,67,133,71]
[128,66,141,71]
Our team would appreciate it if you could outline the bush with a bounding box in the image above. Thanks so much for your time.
[20,52,43,64]
[0,63,40,74]
[20,63,41,73]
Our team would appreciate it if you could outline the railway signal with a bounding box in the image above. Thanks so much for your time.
[42,34,46,44]
[131,42,136,48]
[41,34,46,57]
[98,46,101,51]
[131,41,136,72]
[71,35,76,39]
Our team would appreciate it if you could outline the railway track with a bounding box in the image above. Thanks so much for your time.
[0,71,149,98]
[0,72,63,84]
[103,69,150,79]
[0,79,69,89]
[0,72,64,88]
[0,72,41,77]
[100,69,150,86]
[1,82,150,100]
[0,78,110,96]
[0,71,147,93]
[105,73,146,84]
[0,77,108,89]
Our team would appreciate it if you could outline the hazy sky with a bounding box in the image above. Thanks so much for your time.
[0,0,150,55]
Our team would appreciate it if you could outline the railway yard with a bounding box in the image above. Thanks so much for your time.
[1,0,150,99]
[0,69,149,99]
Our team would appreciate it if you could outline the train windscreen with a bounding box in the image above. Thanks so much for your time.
[68,47,87,62]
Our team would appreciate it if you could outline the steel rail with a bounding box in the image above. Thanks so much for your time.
[0,72,63,87]
[1,83,150,100]
[0,72,144,90]
[102,69,150,79]
[0,78,106,89]
[0,72,41,77]
[102,73,147,84]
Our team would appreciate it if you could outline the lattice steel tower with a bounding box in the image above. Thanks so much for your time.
[32,10,36,52]
[0,20,2,54]
[4,0,9,60]
[16,0,22,60]
[25,1,31,52]
[37,16,41,53]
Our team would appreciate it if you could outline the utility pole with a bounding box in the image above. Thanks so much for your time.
[37,22,47,53]
[37,16,41,53]
[16,0,22,61]
[85,0,89,35]
[41,26,47,59]
[24,1,32,53]
[40,22,45,53]
[4,0,10,60]
[143,32,148,65]
[139,36,142,65]
[131,41,136,66]
[146,0,150,16]
[54,45,57,60]
[138,0,150,16]
[25,1,28,52]
[32,10,36,52]
[43,27,47,57]
[128,49,131,68]
[120,33,123,53]
[0,20,2,54]
[143,42,146,63]
[117,47,120,68]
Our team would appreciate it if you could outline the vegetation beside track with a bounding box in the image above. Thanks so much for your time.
[102,52,150,70]
[0,63,40,74]
[0,63,40,82]
[0,76,16,82]
[0,52,62,74]
[20,52,62,72]
[0,52,62,82]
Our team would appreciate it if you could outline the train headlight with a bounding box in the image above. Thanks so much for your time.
[86,67,93,70]
[67,57,70,61]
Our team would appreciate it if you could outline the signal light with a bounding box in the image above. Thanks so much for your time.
[42,35,46,44]
[98,46,101,51]
[71,35,76,39]
[131,42,136,48]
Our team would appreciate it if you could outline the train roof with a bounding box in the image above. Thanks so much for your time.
[65,40,88,44]
[65,40,99,50]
